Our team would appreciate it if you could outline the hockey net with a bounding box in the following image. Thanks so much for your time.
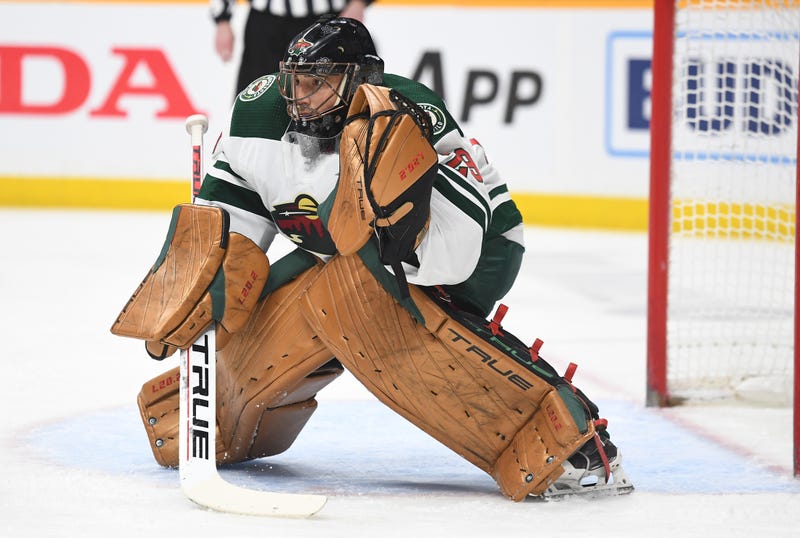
[646,0,799,473]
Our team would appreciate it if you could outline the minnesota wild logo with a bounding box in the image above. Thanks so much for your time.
[418,103,447,136]
[239,75,276,102]
[288,39,314,56]
[272,194,337,255]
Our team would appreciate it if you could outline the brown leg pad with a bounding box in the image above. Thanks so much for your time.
[137,264,341,467]
[299,254,594,500]
[137,366,188,467]
[214,264,337,450]
[223,360,343,462]
[137,362,341,467]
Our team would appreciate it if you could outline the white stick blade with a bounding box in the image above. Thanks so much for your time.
[183,477,327,518]
[179,326,327,518]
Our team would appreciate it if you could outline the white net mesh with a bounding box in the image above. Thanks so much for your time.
[668,0,799,404]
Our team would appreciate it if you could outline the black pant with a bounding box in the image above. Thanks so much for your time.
[236,10,327,96]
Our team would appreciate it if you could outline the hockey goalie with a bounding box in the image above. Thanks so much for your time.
[111,16,633,501]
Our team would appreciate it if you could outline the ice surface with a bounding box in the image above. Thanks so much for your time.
[2,209,799,537]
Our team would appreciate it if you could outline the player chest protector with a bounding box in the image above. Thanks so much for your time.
[297,253,599,501]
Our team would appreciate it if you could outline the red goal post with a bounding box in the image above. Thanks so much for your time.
[646,0,799,477]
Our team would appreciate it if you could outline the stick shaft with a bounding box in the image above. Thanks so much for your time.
[176,113,326,517]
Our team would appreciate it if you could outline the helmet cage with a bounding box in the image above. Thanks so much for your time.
[278,60,360,122]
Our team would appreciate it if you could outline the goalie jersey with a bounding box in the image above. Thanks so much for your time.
[197,73,525,316]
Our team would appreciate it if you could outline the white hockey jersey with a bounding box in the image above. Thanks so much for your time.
[197,73,524,316]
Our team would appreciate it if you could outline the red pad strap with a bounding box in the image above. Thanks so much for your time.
[487,303,509,335]
[529,338,544,362]
[563,362,578,383]
[593,433,612,484]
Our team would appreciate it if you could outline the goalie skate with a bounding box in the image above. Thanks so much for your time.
[538,435,634,501]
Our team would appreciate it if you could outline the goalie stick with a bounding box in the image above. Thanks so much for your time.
[178,114,327,517]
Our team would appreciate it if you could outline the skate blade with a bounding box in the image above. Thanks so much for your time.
[536,463,635,501]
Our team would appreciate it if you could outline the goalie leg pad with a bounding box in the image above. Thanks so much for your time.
[214,263,337,448]
[137,264,341,467]
[137,366,186,467]
[299,254,596,500]
[137,366,332,467]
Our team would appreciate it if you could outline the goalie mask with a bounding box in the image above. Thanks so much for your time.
[278,17,384,136]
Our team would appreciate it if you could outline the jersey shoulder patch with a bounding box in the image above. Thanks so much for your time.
[231,75,291,141]
[239,74,277,102]
[383,74,460,141]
